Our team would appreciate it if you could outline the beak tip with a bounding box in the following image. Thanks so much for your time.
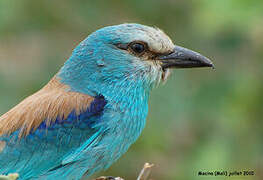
[206,61,215,69]
[211,63,215,70]
[202,56,215,69]
[207,59,215,70]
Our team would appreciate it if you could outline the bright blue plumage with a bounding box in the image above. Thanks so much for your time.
[0,95,106,179]
[0,23,213,179]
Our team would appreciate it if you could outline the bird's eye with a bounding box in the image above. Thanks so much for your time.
[130,43,146,54]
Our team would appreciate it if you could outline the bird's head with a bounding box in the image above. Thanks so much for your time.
[58,23,213,98]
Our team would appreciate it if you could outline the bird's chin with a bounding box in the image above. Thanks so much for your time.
[161,68,171,82]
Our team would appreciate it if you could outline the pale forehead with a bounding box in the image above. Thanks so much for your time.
[132,26,175,53]
[94,24,175,53]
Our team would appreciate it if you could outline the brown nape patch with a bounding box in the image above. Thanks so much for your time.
[0,77,94,138]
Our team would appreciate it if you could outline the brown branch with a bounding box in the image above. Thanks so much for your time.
[137,163,154,180]
[94,162,154,180]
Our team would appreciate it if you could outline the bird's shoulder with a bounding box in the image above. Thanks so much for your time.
[0,76,106,138]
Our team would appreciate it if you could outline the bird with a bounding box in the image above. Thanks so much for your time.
[0,23,213,180]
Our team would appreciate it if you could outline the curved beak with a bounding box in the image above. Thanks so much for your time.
[158,45,214,69]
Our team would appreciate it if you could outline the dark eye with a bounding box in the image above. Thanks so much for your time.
[130,43,145,54]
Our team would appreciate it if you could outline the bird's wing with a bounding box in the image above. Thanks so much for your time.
[0,77,107,179]
[0,77,95,138]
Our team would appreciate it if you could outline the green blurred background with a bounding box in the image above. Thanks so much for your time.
[0,0,262,179]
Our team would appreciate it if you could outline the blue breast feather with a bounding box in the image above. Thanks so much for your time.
[0,95,107,179]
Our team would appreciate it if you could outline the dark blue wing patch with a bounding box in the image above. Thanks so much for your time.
[34,95,107,133]
[0,95,107,178]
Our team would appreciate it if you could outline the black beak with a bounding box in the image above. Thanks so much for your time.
[158,45,214,69]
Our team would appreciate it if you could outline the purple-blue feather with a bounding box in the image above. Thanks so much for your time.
[36,95,107,131]
[0,95,107,179]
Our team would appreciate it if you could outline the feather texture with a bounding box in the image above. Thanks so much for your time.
[0,23,178,179]
[0,77,94,138]
[0,79,107,179]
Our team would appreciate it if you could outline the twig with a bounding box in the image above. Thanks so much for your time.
[137,163,154,180]
[94,162,154,180]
